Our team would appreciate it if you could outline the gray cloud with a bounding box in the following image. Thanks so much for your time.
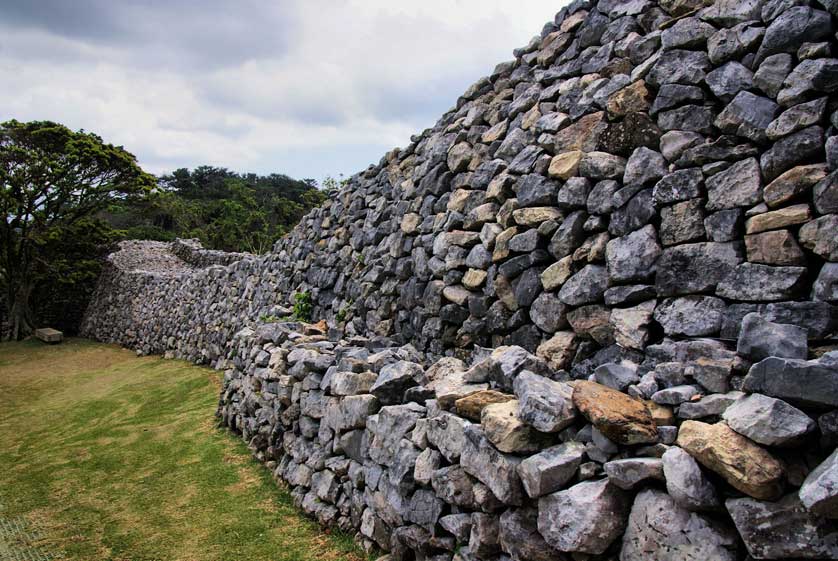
[0,1,562,180]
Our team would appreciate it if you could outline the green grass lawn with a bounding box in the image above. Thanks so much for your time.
[0,338,369,561]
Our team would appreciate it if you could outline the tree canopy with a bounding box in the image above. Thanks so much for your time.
[0,120,155,339]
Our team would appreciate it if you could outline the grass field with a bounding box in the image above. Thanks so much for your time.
[0,338,369,561]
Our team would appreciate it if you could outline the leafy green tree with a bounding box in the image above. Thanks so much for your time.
[0,120,155,340]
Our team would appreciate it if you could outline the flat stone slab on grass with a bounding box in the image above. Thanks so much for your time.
[34,328,62,344]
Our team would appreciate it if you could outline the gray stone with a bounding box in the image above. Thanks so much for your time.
[744,356,838,408]
[460,425,524,505]
[529,292,568,334]
[656,242,744,297]
[517,441,585,498]
[517,174,559,207]
[657,105,716,134]
[558,264,608,306]
[723,393,816,446]
[623,147,667,186]
[620,489,738,561]
[706,62,753,102]
[604,458,664,490]
[677,391,745,420]
[766,98,828,140]
[760,126,824,182]
[778,58,838,106]
[654,296,726,337]
[653,169,703,205]
[594,362,640,392]
[814,262,838,302]
[605,224,661,284]
[706,158,762,212]
[426,412,471,462]
[660,199,705,246]
[756,7,833,63]
[708,21,765,65]
[727,494,838,559]
[513,370,576,433]
[537,479,630,555]
[647,49,711,87]
[651,384,701,405]
[799,449,838,518]
[662,447,720,511]
[578,151,627,180]
[754,53,794,98]
[716,263,807,302]
[704,209,742,242]
[469,513,500,559]
[715,92,779,144]
[736,312,808,361]
[371,361,422,405]
[407,489,445,531]
[498,508,559,561]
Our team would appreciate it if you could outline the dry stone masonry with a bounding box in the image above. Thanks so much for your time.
[83,0,838,559]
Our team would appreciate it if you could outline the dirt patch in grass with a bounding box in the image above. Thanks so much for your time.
[0,338,371,561]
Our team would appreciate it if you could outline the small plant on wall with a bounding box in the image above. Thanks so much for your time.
[292,291,313,322]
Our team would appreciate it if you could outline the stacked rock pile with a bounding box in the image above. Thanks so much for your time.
[82,0,838,558]
[216,321,837,560]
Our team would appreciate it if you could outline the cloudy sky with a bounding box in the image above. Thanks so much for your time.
[0,1,562,182]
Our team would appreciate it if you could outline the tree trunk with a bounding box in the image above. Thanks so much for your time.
[6,282,34,341]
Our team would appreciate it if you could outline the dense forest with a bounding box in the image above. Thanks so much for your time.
[104,167,328,254]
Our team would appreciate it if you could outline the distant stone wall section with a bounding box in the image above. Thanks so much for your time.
[83,0,838,559]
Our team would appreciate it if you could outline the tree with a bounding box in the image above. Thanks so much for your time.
[0,120,155,340]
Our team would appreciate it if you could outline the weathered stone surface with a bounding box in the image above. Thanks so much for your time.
[620,489,738,561]
[745,203,811,234]
[481,399,551,454]
[454,390,514,422]
[558,264,608,306]
[736,312,808,361]
[745,229,806,266]
[716,263,807,302]
[656,242,744,297]
[799,215,838,261]
[537,479,630,555]
[517,441,585,498]
[706,158,762,211]
[727,494,838,559]
[499,508,561,561]
[604,458,664,490]
[744,356,838,408]
[605,224,661,283]
[799,449,838,518]
[535,331,578,371]
[371,361,422,405]
[654,296,726,337]
[460,425,524,506]
[572,381,659,445]
[513,370,576,433]
[662,447,720,511]
[723,393,815,446]
[676,420,785,500]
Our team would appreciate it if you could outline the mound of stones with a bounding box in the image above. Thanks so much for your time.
[217,322,838,560]
[82,0,838,558]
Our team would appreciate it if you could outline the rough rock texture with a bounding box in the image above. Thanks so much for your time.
[81,1,838,559]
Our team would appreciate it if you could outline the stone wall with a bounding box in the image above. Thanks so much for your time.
[83,0,838,559]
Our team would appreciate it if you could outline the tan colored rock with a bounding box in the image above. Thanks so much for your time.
[645,401,675,426]
[572,381,659,445]
[540,256,574,290]
[522,105,542,130]
[448,141,473,173]
[763,164,828,208]
[676,420,785,500]
[606,80,651,118]
[548,151,584,180]
[513,207,563,227]
[610,300,656,350]
[536,331,578,370]
[442,285,472,306]
[745,204,811,234]
[492,227,518,262]
[745,230,806,266]
[401,213,421,234]
[482,400,552,453]
[799,215,838,261]
[447,189,474,212]
[482,119,508,143]
[554,111,607,153]
[463,269,488,290]
[455,390,515,421]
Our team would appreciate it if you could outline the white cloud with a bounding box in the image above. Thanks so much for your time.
[0,1,564,180]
